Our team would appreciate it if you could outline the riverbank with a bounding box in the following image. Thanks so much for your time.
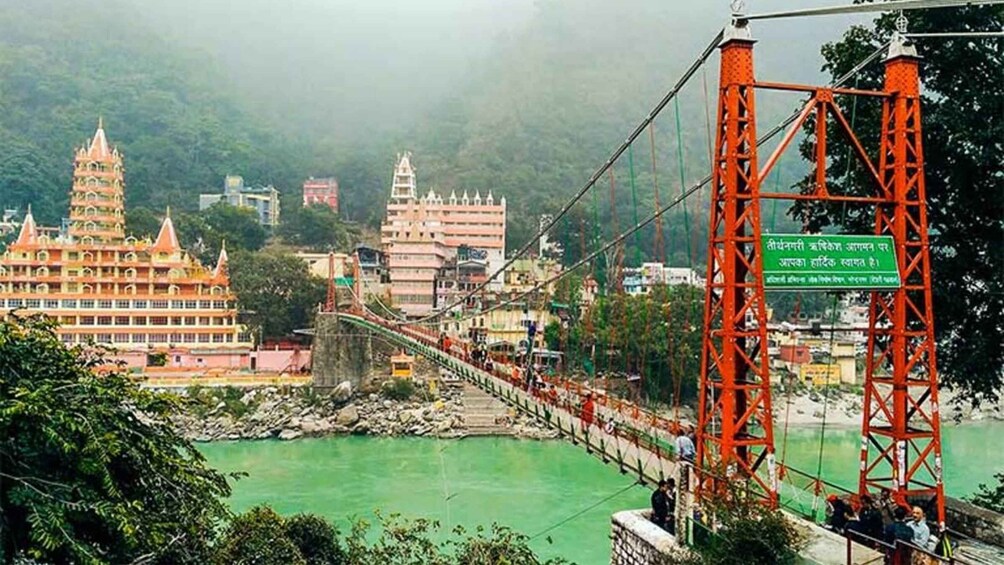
[171,382,557,442]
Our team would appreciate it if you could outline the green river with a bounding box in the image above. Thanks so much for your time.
[200,422,1002,564]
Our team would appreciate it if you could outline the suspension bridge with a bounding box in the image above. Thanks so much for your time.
[317,1,1004,563]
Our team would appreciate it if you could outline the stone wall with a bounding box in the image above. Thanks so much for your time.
[311,313,373,389]
[610,510,689,565]
[946,496,1004,547]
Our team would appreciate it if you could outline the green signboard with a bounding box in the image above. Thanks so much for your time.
[334,277,354,287]
[760,234,900,290]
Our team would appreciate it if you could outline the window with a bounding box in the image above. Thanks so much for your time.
[114,334,129,343]
[184,300,197,309]
[80,317,95,326]
[96,334,112,344]
[115,300,130,308]
[171,317,182,326]
[133,300,148,309]
[184,316,195,325]
[183,333,196,343]
[213,301,226,309]
[133,317,147,326]
[212,334,224,343]
[170,333,182,343]
[61,316,76,324]
[80,300,95,309]
[149,334,168,343]
[62,299,78,308]
[61,334,75,344]
[171,300,184,309]
[199,300,212,309]
[150,316,168,326]
[97,316,112,325]
[66,252,79,261]
[198,334,211,343]
[115,316,130,325]
[98,300,112,309]
[44,299,59,308]
[131,334,146,343]
[124,284,136,295]
[25,299,41,309]
[124,268,136,278]
[151,300,168,309]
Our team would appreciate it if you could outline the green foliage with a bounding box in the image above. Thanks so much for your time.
[147,351,168,367]
[279,203,356,251]
[969,473,1004,514]
[684,487,806,565]
[343,513,567,565]
[228,249,327,340]
[802,6,1004,404]
[284,513,346,565]
[0,0,314,226]
[0,314,233,564]
[381,379,417,401]
[563,284,703,405]
[214,506,307,565]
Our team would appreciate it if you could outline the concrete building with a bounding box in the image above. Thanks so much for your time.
[302,177,338,213]
[623,263,705,295]
[0,122,252,369]
[380,152,507,316]
[200,175,281,227]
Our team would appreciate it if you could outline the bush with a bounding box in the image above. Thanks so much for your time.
[381,378,416,401]
[284,513,345,565]
[214,506,306,565]
[970,473,1004,513]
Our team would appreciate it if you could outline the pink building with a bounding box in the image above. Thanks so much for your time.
[302,177,339,212]
[381,152,506,317]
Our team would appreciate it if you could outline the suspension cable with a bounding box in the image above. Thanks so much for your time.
[394,39,892,327]
[407,28,727,324]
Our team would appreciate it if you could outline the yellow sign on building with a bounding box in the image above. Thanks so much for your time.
[800,364,841,387]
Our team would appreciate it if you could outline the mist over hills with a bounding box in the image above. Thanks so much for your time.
[0,0,866,257]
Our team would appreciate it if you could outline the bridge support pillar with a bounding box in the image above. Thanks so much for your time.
[312,312,373,390]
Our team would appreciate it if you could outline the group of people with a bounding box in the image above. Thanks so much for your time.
[826,490,937,562]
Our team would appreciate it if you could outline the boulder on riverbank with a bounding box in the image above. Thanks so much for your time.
[170,381,558,442]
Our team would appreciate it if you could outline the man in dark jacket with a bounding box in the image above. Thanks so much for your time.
[884,506,914,544]
[650,480,672,532]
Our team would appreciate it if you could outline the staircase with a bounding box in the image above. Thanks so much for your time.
[460,381,513,436]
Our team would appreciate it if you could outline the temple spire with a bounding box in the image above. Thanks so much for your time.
[150,209,180,254]
[87,118,110,158]
[14,205,37,246]
[213,240,229,280]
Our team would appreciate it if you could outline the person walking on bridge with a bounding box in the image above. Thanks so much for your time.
[650,479,675,534]
[580,393,595,431]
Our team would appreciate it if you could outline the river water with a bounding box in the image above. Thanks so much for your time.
[200,422,1002,564]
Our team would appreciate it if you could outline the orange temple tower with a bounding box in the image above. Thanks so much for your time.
[0,121,252,368]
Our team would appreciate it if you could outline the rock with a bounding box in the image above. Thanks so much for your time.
[336,404,360,426]
[301,418,333,435]
[398,410,415,424]
[278,429,303,440]
[383,400,393,409]
[333,381,353,402]
[351,422,370,435]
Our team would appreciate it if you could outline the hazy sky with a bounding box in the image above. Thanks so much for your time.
[128,0,868,146]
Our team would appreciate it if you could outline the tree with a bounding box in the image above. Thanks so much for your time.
[214,506,307,565]
[228,249,326,340]
[284,513,346,565]
[797,6,1004,405]
[969,473,1004,514]
[125,206,163,240]
[201,203,268,252]
[279,204,354,251]
[0,314,232,564]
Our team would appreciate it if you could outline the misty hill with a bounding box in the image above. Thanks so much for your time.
[0,0,315,225]
[0,0,867,261]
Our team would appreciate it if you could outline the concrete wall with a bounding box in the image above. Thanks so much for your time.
[610,510,689,565]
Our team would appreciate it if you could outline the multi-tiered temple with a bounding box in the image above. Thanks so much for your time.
[380,152,506,316]
[0,122,252,368]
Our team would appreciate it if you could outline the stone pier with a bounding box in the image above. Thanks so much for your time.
[311,312,374,389]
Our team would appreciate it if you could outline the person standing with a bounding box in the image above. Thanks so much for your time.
[580,393,595,431]
[675,429,695,462]
[908,506,931,552]
[650,480,671,532]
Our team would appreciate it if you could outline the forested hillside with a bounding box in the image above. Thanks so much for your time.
[0,0,315,225]
[0,0,854,256]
